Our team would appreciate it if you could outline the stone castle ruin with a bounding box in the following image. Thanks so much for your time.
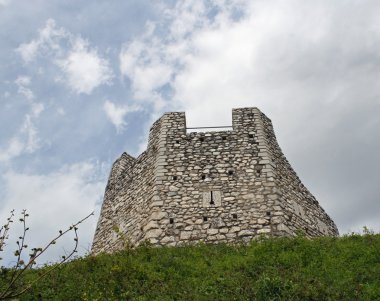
[92,107,338,254]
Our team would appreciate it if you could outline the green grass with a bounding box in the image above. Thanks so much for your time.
[4,233,380,300]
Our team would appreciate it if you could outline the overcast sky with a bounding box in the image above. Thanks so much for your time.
[1,0,380,264]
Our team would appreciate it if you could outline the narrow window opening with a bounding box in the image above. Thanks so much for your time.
[199,137,204,142]
[247,113,254,117]
[172,175,178,181]
[232,214,237,219]
[175,140,180,144]
[210,191,215,205]
[222,136,227,141]
[228,170,234,176]
[169,218,174,224]
[266,212,271,216]
[202,190,221,207]
[203,216,208,222]
[249,134,254,139]
[201,174,206,180]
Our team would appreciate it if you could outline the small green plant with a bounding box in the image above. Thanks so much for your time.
[295,228,306,237]
[362,226,374,235]
[112,224,133,254]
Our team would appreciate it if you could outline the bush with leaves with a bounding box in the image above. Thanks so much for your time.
[0,209,93,300]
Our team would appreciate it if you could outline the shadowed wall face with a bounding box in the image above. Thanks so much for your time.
[92,108,338,255]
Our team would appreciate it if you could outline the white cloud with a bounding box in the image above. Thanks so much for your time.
[0,102,44,163]
[15,75,31,86]
[120,40,173,103]
[3,76,46,162]
[31,102,44,116]
[103,100,141,133]
[16,19,67,63]
[16,39,40,63]
[16,19,113,94]
[58,38,113,94]
[119,0,380,127]
[21,114,40,153]
[119,0,248,110]
[119,0,380,233]
[0,138,24,163]
[0,161,106,264]
[0,0,11,7]
[15,75,34,100]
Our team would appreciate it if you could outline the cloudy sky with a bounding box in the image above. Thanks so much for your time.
[1,0,380,264]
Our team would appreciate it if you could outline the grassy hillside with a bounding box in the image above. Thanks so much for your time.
[6,233,380,300]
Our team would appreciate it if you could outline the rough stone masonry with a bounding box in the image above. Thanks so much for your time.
[92,107,338,255]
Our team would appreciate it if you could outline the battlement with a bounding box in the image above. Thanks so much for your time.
[92,107,338,254]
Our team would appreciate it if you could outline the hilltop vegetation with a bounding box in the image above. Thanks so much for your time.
[3,233,380,300]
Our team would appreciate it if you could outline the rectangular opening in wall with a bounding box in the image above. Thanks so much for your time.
[210,191,215,205]
[185,113,232,133]
[186,126,233,134]
[185,114,233,134]
[202,191,222,207]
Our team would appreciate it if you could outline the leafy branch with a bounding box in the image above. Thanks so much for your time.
[0,210,15,254]
[0,210,94,300]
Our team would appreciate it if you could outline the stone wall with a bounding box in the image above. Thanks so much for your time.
[92,107,338,255]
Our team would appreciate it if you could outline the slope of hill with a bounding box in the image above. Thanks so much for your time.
[6,233,380,300]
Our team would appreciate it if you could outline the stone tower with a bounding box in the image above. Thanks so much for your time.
[92,107,338,255]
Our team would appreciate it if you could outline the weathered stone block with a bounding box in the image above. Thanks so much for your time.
[207,229,219,235]
[145,229,163,239]
[180,231,192,240]
[143,221,159,232]
[257,228,271,234]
